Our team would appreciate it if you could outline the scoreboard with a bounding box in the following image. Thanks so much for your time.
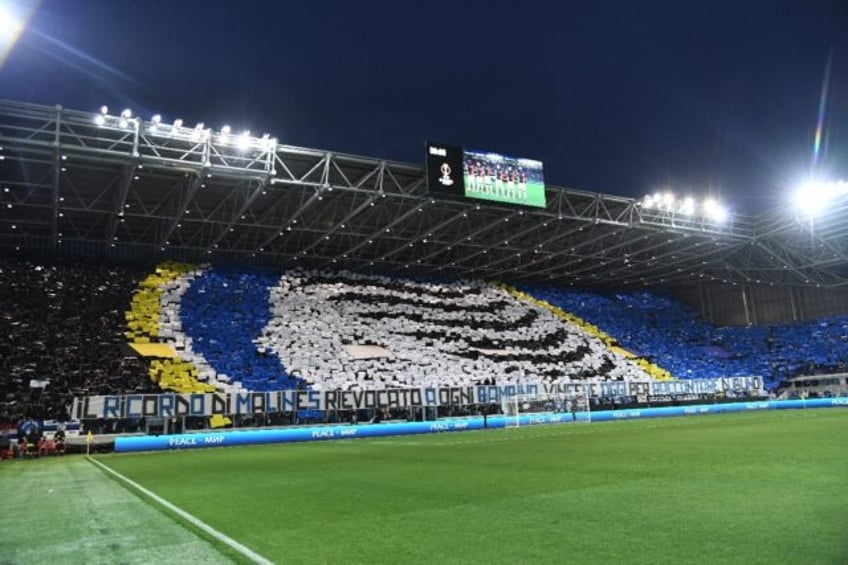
[426,141,546,208]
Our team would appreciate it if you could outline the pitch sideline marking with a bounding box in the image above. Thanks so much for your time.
[87,456,274,565]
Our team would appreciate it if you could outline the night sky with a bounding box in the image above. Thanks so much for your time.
[1,0,846,213]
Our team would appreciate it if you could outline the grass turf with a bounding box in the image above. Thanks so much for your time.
[5,409,848,564]
[0,453,233,564]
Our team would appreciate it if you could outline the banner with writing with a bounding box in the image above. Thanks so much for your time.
[72,377,764,419]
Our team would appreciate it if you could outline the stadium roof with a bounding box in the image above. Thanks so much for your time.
[1,100,847,289]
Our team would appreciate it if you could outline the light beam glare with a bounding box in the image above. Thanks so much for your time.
[0,1,38,68]
[30,26,139,85]
[811,50,833,173]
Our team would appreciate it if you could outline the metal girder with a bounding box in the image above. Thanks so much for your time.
[103,163,137,246]
[158,173,204,249]
[202,177,269,254]
[594,239,743,288]
[2,100,848,289]
[331,198,428,261]
[249,190,323,257]
[50,107,63,246]
[298,190,385,261]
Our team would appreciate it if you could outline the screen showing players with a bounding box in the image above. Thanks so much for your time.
[463,149,546,208]
[426,142,546,208]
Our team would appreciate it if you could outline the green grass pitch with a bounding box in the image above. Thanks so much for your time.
[3,410,847,564]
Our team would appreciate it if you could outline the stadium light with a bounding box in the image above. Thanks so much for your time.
[121,108,132,118]
[260,133,271,151]
[703,198,728,222]
[94,114,105,126]
[147,114,162,133]
[792,179,848,218]
[646,190,729,221]
[237,130,251,151]
[100,105,109,115]
[173,118,183,128]
[0,6,22,38]
[218,125,231,144]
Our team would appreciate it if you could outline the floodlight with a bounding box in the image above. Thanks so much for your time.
[121,108,132,118]
[218,125,231,144]
[792,180,847,217]
[703,198,728,222]
[260,133,276,151]
[94,115,105,126]
[118,118,128,128]
[195,122,204,130]
[662,192,675,209]
[151,114,161,124]
[680,196,695,215]
[237,130,251,151]
[173,119,183,128]
[792,181,827,217]
[100,105,109,115]
[0,6,23,38]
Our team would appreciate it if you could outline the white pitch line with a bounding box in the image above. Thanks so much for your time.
[88,456,274,565]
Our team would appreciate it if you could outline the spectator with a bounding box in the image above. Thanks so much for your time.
[54,426,66,456]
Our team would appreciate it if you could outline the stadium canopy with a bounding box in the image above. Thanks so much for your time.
[1,100,847,289]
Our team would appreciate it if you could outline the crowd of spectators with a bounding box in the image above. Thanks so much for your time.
[3,257,847,424]
[523,285,848,389]
[254,270,653,390]
[0,258,158,423]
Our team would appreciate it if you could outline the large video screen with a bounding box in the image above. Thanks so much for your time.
[463,149,546,208]
[426,141,546,208]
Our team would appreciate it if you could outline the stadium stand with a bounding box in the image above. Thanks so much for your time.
[126,262,220,393]
[0,258,157,423]
[3,258,848,423]
[179,267,298,391]
[522,285,848,389]
[216,269,654,389]
[768,317,848,385]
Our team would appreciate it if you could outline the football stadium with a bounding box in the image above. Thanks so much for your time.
[2,2,848,565]
[2,101,847,563]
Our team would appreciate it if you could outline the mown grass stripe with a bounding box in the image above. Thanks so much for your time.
[88,456,273,565]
